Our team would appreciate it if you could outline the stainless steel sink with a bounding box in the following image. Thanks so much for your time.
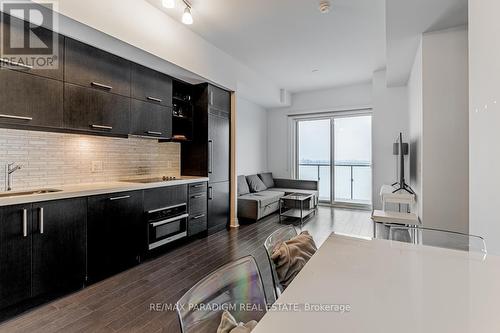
[0,189,62,198]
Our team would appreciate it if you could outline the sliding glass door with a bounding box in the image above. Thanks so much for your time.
[296,113,372,207]
[297,119,331,202]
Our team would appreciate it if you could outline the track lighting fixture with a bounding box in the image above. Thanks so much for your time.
[162,0,193,25]
[182,5,193,25]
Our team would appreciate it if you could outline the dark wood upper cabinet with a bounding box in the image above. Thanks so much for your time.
[208,85,231,112]
[130,99,172,139]
[0,70,63,128]
[0,204,32,309]
[64,38,131,97]
[87,191,143,283]
[64,83,130,136]
[31,199,86,297]
[131,64,172,107]
[0,13,64,81]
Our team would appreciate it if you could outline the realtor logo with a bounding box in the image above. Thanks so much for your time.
[1,0,59,69]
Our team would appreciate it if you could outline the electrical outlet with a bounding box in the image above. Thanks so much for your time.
[91,161,103,173]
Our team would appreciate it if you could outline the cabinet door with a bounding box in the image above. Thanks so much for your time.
[208,85,231,112]
[0,205,32,309]
[64,83,130,136]
[131,64,173,107]
[207,181,229,233]
[31,199,86,297]
[143,185,187,212]
[64,38,131,97]
[188,214,207,237]
[130,99,172,139]
[87,191,143,283]
[189,191,207,215]
[0,13,64,81]
[0,70,63,128]
[208,113,230,183]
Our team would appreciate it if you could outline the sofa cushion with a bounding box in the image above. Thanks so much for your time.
[239,190,285,208]
[246,175,267,192]
[258,172,275,188]
[237,175,250,196]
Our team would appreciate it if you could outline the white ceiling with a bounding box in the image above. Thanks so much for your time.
[147,0,386,93]
[386,0,468,86]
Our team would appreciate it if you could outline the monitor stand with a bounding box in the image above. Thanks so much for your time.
[391,181,415,194]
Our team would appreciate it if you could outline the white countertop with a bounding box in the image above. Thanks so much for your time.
[0,176,209,206]
[253,234,500,333]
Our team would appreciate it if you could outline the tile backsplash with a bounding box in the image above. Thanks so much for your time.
[0,128,181,191]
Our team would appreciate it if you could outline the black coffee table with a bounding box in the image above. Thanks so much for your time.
[279,193,316,226]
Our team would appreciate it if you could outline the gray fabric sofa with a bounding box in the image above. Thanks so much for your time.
[237,173,319,221]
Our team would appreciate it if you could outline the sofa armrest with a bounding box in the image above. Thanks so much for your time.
[273,178,319,191]
[237,197,259,220]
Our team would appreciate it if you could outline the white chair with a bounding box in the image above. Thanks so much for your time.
[389,226,487,255]
[263,226,298,301]
[176,256,268,333]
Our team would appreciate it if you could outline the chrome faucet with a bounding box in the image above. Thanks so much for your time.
[5,163,22,191]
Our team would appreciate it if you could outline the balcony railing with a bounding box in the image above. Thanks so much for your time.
[298,162,372,204]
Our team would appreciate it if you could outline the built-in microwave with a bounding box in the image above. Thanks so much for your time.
[147,203,188,250]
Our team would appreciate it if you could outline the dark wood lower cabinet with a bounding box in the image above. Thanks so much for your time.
[0,183,214,319]
[87,191,143,283]
[208,181,230,234]
[0,204,32,309]
[143,185,187,212]
[188,182,208,237]
[31,199,86,297]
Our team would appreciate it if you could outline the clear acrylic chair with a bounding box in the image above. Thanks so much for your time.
[263,226,298,301]
[176,256,268,333]
[388,226,487,255]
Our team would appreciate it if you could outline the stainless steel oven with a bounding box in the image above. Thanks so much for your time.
[147,203,188,250]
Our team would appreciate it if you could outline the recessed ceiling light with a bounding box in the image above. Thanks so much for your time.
[162,0,175,9]
[319,1,331,14]
[182,6,193,25]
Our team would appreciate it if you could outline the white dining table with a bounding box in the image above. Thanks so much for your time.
[253,233,500,333]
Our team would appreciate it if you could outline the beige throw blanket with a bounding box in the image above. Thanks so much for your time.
[271,231,318,289]
[217,310,258,333]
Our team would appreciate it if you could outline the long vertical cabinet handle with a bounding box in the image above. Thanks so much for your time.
[208,187,213,200]
[209,90,214,106]
[39,207,44,234]
[22,209,28,237]
[208,140,213,174]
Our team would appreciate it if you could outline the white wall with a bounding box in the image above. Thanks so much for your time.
[408,39,423,218]
[421,27,469,233]
[267,83,372,178]
[408,28,469,233]
[469,0,500,254]
[236,97,268,176]
[372,70,409,209]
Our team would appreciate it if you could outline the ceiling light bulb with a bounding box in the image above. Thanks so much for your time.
[162,0,175,9]
[182,6,193,24]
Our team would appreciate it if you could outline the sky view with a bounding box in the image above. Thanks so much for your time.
[298,115,372,164]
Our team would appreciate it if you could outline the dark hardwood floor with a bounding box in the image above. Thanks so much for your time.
[0,207,371,333]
